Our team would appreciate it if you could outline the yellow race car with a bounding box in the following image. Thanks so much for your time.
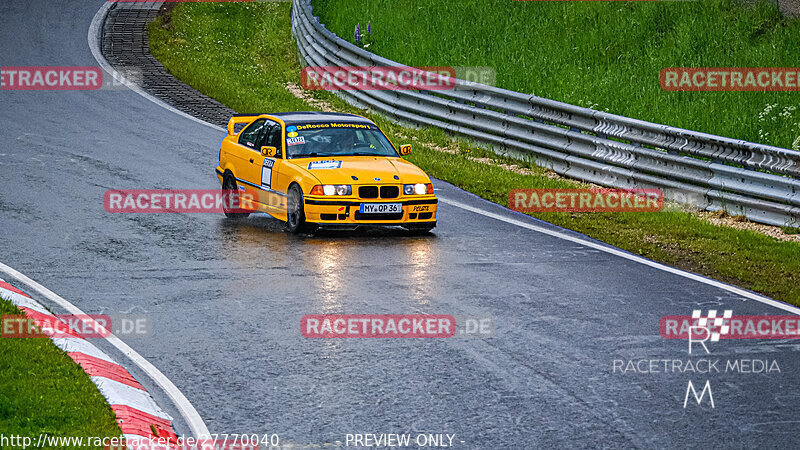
[215,112,437,233]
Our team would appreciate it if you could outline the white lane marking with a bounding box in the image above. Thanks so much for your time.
[87,2,224,134]
[438,196,800,315]
[85,0,797,318]
[0,263,210,438]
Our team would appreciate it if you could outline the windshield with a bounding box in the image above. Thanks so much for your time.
[285,122,398,158]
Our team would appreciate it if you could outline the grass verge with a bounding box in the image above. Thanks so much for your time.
[0,297,121,449]
[148,2,800,304]
[313,0,800,150]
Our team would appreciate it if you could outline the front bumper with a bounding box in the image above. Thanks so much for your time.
[303,196,437,227]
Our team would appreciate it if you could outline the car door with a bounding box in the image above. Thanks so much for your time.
[254,120,286,212]
[233,118,268,200]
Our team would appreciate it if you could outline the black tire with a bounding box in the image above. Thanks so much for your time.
[403,223,436,235]
[286,184,311,234]
[222,174,250,219]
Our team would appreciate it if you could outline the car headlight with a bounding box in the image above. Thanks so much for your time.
[321,184,351,196]
[404,183,433,195]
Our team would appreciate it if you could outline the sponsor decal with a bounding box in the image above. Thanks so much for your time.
[286,136,305,146]
[301,66,456,91]
[509,188,663,212]
[261,159,274,189]
[412,205,430,212]
[660,67,800,91]
[307,160,342,170]
[287,131,298,137]
[295,122,375,131]
[286,125,297,132]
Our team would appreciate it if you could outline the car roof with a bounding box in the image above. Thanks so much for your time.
[266,111,375,126]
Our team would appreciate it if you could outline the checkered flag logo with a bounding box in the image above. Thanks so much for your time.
[692,309,732,341]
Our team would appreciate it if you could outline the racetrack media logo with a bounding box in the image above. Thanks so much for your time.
[613,309,784,409]
[509,188,663,213]
[301,66,456,91]
[660,67,800,91]
[104,189,257,213]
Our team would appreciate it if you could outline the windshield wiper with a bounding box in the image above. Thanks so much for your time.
[291,152,321,158]
[350,152,388,156]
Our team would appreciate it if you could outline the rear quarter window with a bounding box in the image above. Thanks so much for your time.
[238,119,266,148]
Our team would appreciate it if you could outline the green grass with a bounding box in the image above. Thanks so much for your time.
[149,2,309,114]
[0,298,122,449]
[313,0,800,150]
[782,226,800,235]
[148,3,800,304]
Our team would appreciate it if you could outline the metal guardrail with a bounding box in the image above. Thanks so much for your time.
[291,0,800,226]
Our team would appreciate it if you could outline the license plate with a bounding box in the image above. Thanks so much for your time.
[359,203,402,214]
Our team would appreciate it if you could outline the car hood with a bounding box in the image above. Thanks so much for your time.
[286,156,430,185]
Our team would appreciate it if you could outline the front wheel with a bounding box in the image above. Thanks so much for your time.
[286,184,311,234]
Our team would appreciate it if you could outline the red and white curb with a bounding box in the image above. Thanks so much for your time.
[0,278,178,448]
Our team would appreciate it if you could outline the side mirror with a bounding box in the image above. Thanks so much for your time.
[399,144,412,156]
[261,146,278,157]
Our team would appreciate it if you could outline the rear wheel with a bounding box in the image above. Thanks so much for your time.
[286,184,311,234]
[222,174,250,219]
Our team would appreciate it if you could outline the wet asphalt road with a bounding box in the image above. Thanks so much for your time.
[2,0,800,448]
